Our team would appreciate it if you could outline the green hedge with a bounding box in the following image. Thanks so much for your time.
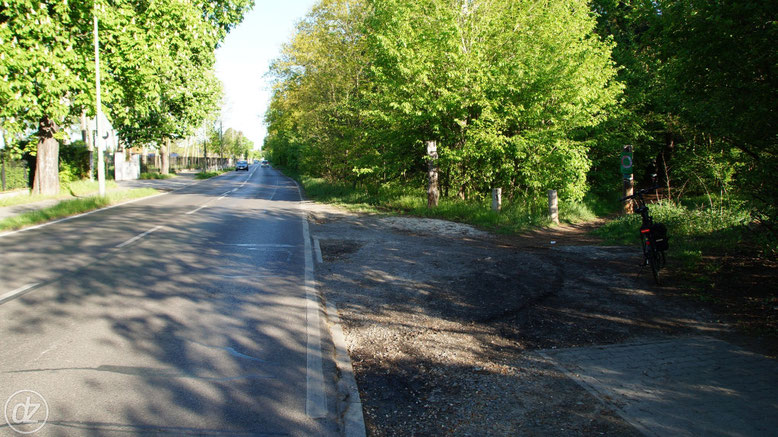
[1,160,29,190]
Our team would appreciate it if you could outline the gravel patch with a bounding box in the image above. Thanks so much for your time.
[306,202,726,436]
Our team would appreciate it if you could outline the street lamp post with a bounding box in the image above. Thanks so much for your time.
[93,9,106,197]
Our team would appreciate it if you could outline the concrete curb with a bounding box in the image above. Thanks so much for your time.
[291,176,366,437]
[324,297,367,437]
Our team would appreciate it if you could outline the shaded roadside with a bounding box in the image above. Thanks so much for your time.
[306,201,778,436]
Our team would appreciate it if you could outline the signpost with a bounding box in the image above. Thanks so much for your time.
[621,145,634,214]
[620,148,633,176]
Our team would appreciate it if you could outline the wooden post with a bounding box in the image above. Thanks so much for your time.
[548,189,559,225]
[622,145,634,214]
[491,188,502,212]
[426,140,439,208]
[1,129,5,191]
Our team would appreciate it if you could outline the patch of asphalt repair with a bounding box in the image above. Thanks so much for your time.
[304,202,776,436]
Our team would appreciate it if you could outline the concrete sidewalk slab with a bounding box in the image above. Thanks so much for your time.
[541,336,778,437]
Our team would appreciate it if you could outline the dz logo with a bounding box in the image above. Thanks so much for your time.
[4,390,49,434]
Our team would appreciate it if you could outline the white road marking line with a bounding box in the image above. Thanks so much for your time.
[0,283,41,304]
[116,225,163,248]
[185,204,209,215]
[269,173,280,200]
[186,190,232,215]
[302,194,327,418]
[221,243,296,248]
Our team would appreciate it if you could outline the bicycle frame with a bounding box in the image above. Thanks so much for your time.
[621,185,665,284]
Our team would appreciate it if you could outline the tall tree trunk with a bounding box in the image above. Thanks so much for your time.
[161,138,170,175]
[32,116,60,196]
[657,132,675,200]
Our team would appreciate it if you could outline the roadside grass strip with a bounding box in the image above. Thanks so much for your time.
[194,167,236,180]
[0,180,121,208]
[140,172,175,180]
[299,175,597,234]
[0,188,160,232]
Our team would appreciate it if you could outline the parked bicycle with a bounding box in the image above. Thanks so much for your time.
[620,185,669,284]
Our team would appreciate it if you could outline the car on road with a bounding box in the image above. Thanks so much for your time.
[253,159,260,164]
[236,160,249,171]
[261,160,269,167]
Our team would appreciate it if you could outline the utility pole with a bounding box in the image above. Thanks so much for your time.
[94,8,106,197]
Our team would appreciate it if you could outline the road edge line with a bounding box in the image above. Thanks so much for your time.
[291,176,366,435]
[301,194,328,419]
[0,283,41,305]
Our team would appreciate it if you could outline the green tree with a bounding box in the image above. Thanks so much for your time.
[0,0,252,190]
[267,0,621,203]
[364,0,621,201]
[267,0,370,181]
[0,1,91,194]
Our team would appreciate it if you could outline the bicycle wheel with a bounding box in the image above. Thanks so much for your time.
[648,246,661,285]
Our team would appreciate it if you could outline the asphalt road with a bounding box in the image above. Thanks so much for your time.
[0,166,339,436]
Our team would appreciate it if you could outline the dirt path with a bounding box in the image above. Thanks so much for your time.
[305,202,757,436]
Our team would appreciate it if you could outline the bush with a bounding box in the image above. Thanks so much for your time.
[59,162,81,184]
[1,159,30,190]
[593,199,762,265]
[60,141,91,180]
[140,172,173,180]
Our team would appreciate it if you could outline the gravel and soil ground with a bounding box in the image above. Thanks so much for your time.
[306,201,777,436]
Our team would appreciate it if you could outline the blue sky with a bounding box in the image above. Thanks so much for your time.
[214,1,317,152]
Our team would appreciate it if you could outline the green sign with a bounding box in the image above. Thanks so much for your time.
[620,151,633,174]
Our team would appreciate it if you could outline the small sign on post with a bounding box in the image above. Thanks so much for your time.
[620,147,633,176]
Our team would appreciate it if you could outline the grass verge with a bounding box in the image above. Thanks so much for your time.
[195,167,235,179]
[0,180,122,208]
[140,172,174,180]
[0,188,160,232]
[592,198,764,267]
[289,172,598,234]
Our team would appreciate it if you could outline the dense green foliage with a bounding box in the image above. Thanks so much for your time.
[588,0,777,222]
[207,125,254,161]
[594,197,766,265]
[265,0,777,240]
[0,158,29,190]
[266,0,620,203]
[0,0,253,187]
